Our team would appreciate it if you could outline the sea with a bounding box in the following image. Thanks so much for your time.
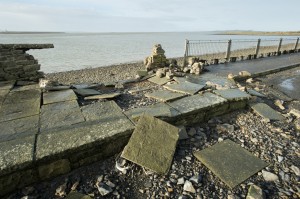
[0,32,294,73]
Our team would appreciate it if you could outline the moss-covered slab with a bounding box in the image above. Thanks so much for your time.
[81,101,124,122]
[0,115,39,142]
[0,81,15,90]
[40,100,85,131]
[124,103,180,123]
[43,89,77,105]
[73,89,101,97]
[214,89,251,101]
[121,115,179,174]
[0,98,40,122]
[193,139,268,188]
[0,135,35,176]
[148,76,171,85]
[145,90,187,102]
[167,93,227,115]
[164,82,205,95]
[251,103,285,121]
[36,109,134,161]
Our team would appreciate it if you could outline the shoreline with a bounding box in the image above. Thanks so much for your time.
[216,31,300,36]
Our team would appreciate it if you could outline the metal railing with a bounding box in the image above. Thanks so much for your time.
[183,37,300,66]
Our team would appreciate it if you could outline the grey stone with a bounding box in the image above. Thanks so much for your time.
[40,100,85,131]
[246,185,265,199]
[73,89,100,97]
[251,103,285,121]
[0,115,39,142]
[145,90,187,102]
[178,126,189,140]
[97,183,113,196]
[148,76,171,85]
[183,180,196,193]
[84,93,121,100]
[124,103,180,123]
[214,89,251,101]
[164,82,205,95]
[43,89,77,105]
[290,165,300,176]
[167,93,227,115]
[177,177,185,185]
[121,115,179,174]
[0,135,35,176]
[193,139,268,188]
[262,170,279,181]
[0,81,15,90]
[247,89,266,98]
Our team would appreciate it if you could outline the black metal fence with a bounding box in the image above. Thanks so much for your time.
[184,37,300,65]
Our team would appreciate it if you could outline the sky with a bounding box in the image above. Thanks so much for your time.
[0,0,299,32]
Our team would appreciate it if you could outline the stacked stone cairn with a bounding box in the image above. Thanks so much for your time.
[144,44,169,71]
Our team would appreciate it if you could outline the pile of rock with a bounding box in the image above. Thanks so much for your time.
[144,44,169,71]
[0,44,53,81]
[183,57,205,75]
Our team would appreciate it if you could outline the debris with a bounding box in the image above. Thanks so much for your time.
[96,182,113,196]
[144,44,169,71]
[227,73,235,79]
[274,99,285,110]
[246,78,254,84]
[115,160,130,174]
[73,89,100,97]
[250,103,285,121]
[262,170,279,181]
[183,180,196,193]
[178,126,189,140]
[239,71,251,77]
[246,184,265,199]
[216,123,234,133]
[177,177,185,185]
[71,181,80,191]
[289,109,300,118]
[55,182,67,197]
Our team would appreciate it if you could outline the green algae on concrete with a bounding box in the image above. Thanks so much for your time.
[164,82,205,95]
[0,115,39,142]
[0,135,35,176]
[251,103,285,121]
[214,89,251,101]
[73,89,101,97]
[193,139,268,188]
[145,90,187,102]
[124,103,180,123]
[148,76,171,85]
[40,100,85,131]
[43,89,77,105]
[121,115,179,174]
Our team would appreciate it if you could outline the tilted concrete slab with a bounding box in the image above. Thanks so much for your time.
[0,115,39,142]
[250,103,285,121]
[164,82,205,95]
[148,76,171,85]
[145,90,187,102]
[186,74,236,88]
[213,89,251,101]
[73,89,101,97]
[40,100,85,132]
[167,93,227,115]
[124,103,180,123]
[193,140,268,188]
[43,89,77,105]
[84,93,121,100]
[0,135,35,176]
[0,81,15,90]
[121,115,179,174]
[247,89,266,98]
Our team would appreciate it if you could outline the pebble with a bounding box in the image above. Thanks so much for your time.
[97,183,113,196]
[246,184,264,199]
[290,165,300,176]
[189,175,201,184]
[183,180,196,193]
[277,156,284,163]
[262,170,279,181]
[177,177,185,185]
[188,128,197,136]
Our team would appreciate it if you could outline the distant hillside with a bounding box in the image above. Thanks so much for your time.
[216,31,300,36]
[0,31,65,34]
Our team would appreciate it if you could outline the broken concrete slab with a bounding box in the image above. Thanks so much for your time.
[43,89,77,105]
[124,103,180,123]
[0,81,15,90]
[11,84,40,92]
[3,89,41,104]
[73,89,101,97]
[0,115,39,142]
[193,139,268,188]
[148,76,171,85]
[81,101,124,122]
[45,86,70,91]
[71,84,99,89]
[0,135,35,176]
[66,191,92,199]
[247,89,266,98]
[121,115,179,174]
[84,93,121,100]
[103,82,116,87]
[145,90,187,102]
[164,82,205,95]
[40,100,85,131]
[251,103,285,121]
[137,70,148,77]
[186,74,236,88]
[213,89,251,101]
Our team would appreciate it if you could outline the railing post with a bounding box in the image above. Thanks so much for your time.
[225,39,232,62]
[294,37,299,51]
[277,38,283,55]
[183,39,189,67]
[255,39,261,58]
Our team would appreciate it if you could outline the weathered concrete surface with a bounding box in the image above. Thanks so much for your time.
[147,76,170,85]
[121,115,179,174]
[73,89,100,97]
[11,84,40,92]
[0,81,15,90]
[251,103,285,121]
[184,74,236,88]
[145,90,187,102]
[0,89,9,107]
[124,103,180,123]
[164,82,205,95]
[193,140,268,188]
[40,100,85,131]
[43,89,77,105]
[0,115,39,142]
[3,89,40,104]
[0,135,35,176]
[214,89,251,101]
[84,93,121,100]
